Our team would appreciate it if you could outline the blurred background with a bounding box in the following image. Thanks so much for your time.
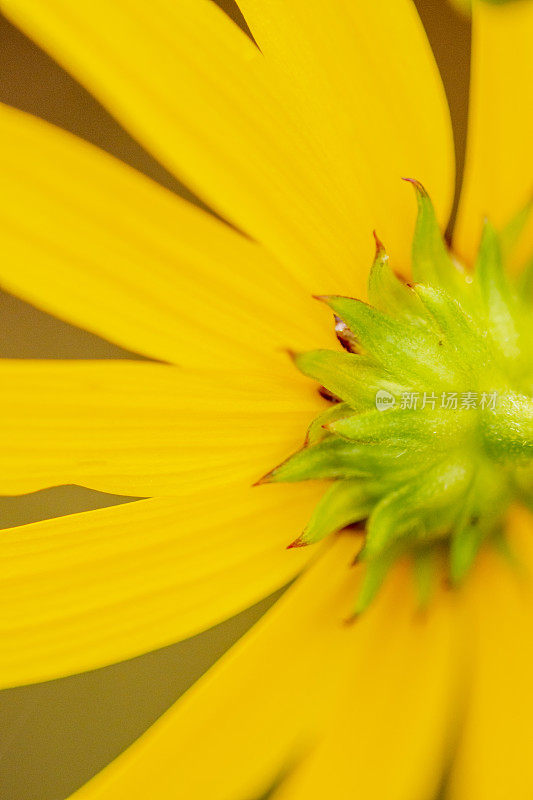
[0,3,470,798]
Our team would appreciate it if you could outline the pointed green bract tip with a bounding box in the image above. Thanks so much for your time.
[260,186,533,612]
[402,176,429,198]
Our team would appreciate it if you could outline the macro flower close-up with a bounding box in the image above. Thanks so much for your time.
[0,0,532,798]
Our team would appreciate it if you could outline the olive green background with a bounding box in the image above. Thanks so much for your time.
[0,3,470,799]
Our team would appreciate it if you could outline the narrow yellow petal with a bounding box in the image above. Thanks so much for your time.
[455,1,533,265]
[0,484,322,688]
[272,575,461,800]
[0,0,367,287]
[449,507,533,800]
[69,535,362,800]
[0,358,325,497]
[0,103,332,367]
[236,0,456,269]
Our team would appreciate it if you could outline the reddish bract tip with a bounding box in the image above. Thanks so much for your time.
[252,470,275,487]
[402,177,428,197]
[351,548,366,566]
[372,229,386,257]
[284,347,298,363]
[343,613,359,627]
[287,535,309,550]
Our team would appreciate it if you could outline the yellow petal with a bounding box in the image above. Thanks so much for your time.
[0,483,321,687]
[0,1,368,288]
[0,358,325,496]
[236,0,456,270]
[0,102,332,367]
[69,535,363,800]
[449,506,533,800]
[272,572,461,800]
[455,1,533,265]
[67,540,458,800]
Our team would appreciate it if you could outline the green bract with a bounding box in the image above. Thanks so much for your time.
[260,181,533,614]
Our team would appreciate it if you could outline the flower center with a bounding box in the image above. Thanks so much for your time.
[260,180,533,613]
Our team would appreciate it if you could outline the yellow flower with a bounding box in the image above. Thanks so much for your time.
[0,1,532,799]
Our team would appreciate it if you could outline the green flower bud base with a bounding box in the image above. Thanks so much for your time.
[260,181,533,614]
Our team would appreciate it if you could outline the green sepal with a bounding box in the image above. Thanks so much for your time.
[449,479,481,584]
[317,295,458,387]
[475,220,521,361]
[328,406,463,450]
[414,285,486,355]
[294,349,406,412]
[413,547,439,610]
[449,518,484,585]
[262,434,442,486]
[352,545,401,617]
[407,178,468,297]
[363,457,473,559]
[355,541,441,616]
[448,465,511,583]
[305,402,353,445]
[258,438,373,483]
[291,480,376,547]
[362,490,418,561]
[481,392,533,463]
[257,428,444,484]
[450,522,484,585]
[367,232,429,325]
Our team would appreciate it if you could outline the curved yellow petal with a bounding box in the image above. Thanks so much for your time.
[236,0,456,270]
[273,572,464,800]
[0,483,322,688]
[69,535,362,800]
[0,103,332,367]
[449,506,533,800]
[0,0,367,289]
[0,358,325,497]
[455,1,533,265]
[272,578,461,800]
[67,539,457,800]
